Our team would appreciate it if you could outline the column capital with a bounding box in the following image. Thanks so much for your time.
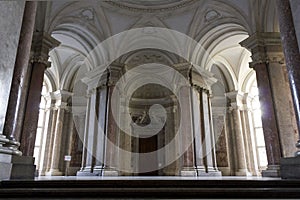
[174,62,192,79]
[226,91,245,109]
[86,88,97,98]
[226,91,244,102]
[51,90,73,102]
[240,32,285,68]
[30,31,60,67]
[108,62,124,86]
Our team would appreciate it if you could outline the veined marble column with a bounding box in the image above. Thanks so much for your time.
[240,32,299,177]
[177,64,196,176]
[102,66,122,176]
[20,32,59,156]
[227,92,250,176]
[190,67,221,177]
[2,2,37,155]
[276,0,300,179]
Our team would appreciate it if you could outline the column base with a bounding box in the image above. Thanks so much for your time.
[195,166,206,176]
[206,167,222,176]
[280,157,300,179]
[196,167,222,176]
[45,169,63,176]
[180,167,197,176]
[76,166,97,176]
[93,165,104,176]
[102,167,119,176]
[235,169,252,176]
[262,165,280,177]
[218,167,231,176]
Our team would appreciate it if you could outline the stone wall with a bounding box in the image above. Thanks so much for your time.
[0,1,25,133]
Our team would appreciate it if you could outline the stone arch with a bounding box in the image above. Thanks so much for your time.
[47,1,111,38]
[188,0,251,40]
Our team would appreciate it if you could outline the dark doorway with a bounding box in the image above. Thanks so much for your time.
[138,135,159,176]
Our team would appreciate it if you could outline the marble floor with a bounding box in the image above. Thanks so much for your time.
[36,175,281,181]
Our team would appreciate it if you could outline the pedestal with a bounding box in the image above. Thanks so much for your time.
[45,169,63,176]
[206,167,222,176]
[262,165,280,177]
[93,166,105,176]
[0,155,35,179]
[76,168,97,176]
[235,169,252,176]
[180,167,197,176]
[280,157,300,179]
[102,167,119,176]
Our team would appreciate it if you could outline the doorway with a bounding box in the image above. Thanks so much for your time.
[138,135,159,176]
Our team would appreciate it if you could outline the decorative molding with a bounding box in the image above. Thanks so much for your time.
[240,32,285,67]
[80,8,94,21]
[205,9,221,22]
[30,31,60,68]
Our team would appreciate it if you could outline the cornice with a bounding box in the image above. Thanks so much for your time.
[240,32,285,67]
[104,0,196,13]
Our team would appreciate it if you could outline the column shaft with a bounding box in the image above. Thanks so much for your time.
[94,87,108,173]
[20,62,46,156]
[103,85,119,175]
[47,106,65,175]
[254,63,282,166]
[179,85,196,176]
[3,1,37,143]
[276,0,300,152]
[276,0,300,179]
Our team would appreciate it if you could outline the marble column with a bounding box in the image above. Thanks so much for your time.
[77,89,97,176]
[190,68,221,176]
[0,2,38,180]
[276,0,300,179]
[177,64,196,176]
[206,92,221,176]
[226,92,250,176]
[20,33,59,156]
[211,106,231,176]
[240,32,297,177]
[191,86,206,175]
[2,1,37,154]
[93,86,108,175]
[102,66,122,176]
[39,96,56,176]
[46,91,71,176]
[240,94,259,176]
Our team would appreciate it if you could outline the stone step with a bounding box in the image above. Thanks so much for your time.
[1,179,300,198]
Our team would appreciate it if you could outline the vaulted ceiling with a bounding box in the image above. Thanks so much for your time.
[42,0,279,93]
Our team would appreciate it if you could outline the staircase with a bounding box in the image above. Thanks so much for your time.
[1,178,300,199]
